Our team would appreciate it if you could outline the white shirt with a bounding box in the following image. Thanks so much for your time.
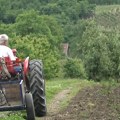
[0,45,16,61]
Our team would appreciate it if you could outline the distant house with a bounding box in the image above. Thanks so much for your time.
[61,43,69,57]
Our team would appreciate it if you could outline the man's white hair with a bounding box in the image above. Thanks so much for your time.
[0,34,9,44]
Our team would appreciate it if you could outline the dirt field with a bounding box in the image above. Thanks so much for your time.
[40,84,120,120]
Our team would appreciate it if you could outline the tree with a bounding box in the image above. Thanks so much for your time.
[15,10,63,44]
[15,10,50,36]
[80,23,112,81]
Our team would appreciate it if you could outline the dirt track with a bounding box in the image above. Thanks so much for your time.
[39,85,120,120]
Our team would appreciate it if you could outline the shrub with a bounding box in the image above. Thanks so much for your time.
[64,58,86,78]
[10,35,60,79]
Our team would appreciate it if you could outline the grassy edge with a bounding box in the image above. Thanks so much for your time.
[45,78,84,104]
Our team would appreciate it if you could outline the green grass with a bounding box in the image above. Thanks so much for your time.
[96,5,120,14]
[0,112,25,120]
[46,79,96,104]
[100,80,120,87]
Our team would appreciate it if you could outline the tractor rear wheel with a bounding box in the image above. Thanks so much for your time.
[29,60,47,117]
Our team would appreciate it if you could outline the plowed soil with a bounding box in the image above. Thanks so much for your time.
[40,84,120,120]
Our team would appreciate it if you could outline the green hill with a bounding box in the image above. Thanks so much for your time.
[95,5,120,30]
[96,5,120,14]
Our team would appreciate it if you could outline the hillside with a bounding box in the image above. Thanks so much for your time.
[95,5,120,30]
[96,5,120,14]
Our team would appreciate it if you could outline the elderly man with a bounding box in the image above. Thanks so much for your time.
[0,34,16,61]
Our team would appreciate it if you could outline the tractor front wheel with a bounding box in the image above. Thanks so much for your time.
[25,92,35,120]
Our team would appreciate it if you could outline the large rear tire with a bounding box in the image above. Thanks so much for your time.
[29,60,47,117]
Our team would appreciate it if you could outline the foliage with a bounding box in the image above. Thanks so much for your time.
[0,23,15,36]
[0,0,119,80]
[0,0,95,79]
[88,0,120,5]
[0,0,95,24]
[64,19,91,57]
[64,58,86,78]
[4,9,63,79]
[10,35,60,79]
[14,10,63,43]
[81,24,111,80]
[79,21,120,81]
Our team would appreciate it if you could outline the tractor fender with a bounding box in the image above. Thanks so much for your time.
[24,57,29,76]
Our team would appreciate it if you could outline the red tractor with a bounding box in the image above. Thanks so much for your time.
[0,49,47,120]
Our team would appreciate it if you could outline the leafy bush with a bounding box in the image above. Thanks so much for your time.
[10,35,60,79]
[64,58,86,78]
